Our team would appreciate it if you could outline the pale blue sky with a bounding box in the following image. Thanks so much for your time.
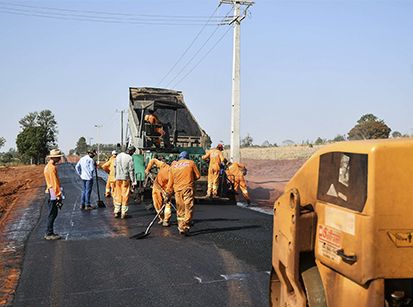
[1,0,412,153]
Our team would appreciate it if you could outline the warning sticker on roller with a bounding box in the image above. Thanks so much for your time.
[318,224,342,263]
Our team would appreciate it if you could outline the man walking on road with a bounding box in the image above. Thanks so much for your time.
[101,150,117,197]
[145,156,172,226]
[167,151,200,235]
[75,149,97,210]
[113,146,137,219]
[43,149,64,240]
[202,144,225,198]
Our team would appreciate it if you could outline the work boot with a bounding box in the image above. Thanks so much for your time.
[162,221,170,227]
[86,205,96,210]
[121,214,129,219]
[114,212,120,218]
[44,233,61,240]
[246,199,251,205]
[157,219,163,225]
[80,205,85,210]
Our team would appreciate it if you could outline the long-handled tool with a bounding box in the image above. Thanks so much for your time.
[95,166,106,208]
[130,202,166,239]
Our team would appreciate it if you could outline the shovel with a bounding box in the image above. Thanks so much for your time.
[130,202,166,239]
[95,166,106,208]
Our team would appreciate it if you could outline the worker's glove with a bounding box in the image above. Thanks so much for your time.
[164,192,172,202]
[56,199,64,210]
[242,168,248,176]
[131,183,137,192]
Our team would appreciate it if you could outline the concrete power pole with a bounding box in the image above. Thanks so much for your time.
[220,0,254,162]
[116,109,125,147]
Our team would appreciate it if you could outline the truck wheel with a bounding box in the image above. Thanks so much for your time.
[301,266,327,307]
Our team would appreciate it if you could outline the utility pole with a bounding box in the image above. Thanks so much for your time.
[116,109,126,147]
[94,124,103,164]
[220,0,254,162]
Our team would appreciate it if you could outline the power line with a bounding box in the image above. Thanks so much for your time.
[0,7,231,25]
[0,2,233,21]
[172,26,232,88]
[164,7,233,87]
[157,4,222,87]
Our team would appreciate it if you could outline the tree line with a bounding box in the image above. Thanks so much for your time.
[241,113,408,148]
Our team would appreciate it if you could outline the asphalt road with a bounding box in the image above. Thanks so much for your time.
[13,163,273,307]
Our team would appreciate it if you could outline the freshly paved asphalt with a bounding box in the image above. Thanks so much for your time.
[13,163,273,307]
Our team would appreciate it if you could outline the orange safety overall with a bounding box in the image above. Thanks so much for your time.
[145,113,165,146]
[202,148,224,197]
[226,162,250,202]
[167,159,200,232]
[101,155,116,197]
[145,158,172,224]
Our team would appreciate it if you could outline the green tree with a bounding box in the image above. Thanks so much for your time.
[392,131,402,138]
[348,114,391,140]
[0,137,5,150]
[332,134,346,142]
[75,137,88,155]
[241,134,253,147]
[16,110,58,164]
[314,137,326,145]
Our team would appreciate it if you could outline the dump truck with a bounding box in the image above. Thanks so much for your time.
[127,87,234,203]
[270,138,413,307]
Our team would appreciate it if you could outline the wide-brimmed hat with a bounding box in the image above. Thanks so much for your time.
[48,149,63,158]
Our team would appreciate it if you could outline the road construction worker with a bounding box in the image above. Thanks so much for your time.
[113,146,137,219]
[75,149,97,210]
[101,150,117,197]
[144,109,165,147]
[226,161,251,204]
[167,151,200,235]
[43,149,64,240]
[145,156,172,227]
[202,144,225,197]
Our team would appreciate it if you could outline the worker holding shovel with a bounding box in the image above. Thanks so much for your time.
[145,156,172,227]
[166,151,200,235]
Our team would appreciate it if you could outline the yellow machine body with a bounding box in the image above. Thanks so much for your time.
[270,139,413,307]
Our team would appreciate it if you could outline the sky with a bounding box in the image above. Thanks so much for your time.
[1,0,412,153]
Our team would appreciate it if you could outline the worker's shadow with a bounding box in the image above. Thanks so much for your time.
[186,225,260,237]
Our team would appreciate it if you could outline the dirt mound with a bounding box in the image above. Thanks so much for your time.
[243,158,306,209]
[0,165,44,221]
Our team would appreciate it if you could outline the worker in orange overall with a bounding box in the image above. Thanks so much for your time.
[202,144,225,198]
[226,161,251,204]
[144,109,165,147]
[101,150,117,197]
[145,156,172,227]
[43,149,64,240]
[167,151,200,235]
[113,146,137,219]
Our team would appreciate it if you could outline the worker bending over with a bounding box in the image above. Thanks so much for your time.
[101,150,117,197]
[113,146,137,219]
[202,144,224,198]
[145,156,172,227]
[226,161,251,204]
[167,151,200,235]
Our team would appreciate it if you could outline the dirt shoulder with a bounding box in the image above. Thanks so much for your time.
[0,165,45,305]
[242,158,306,209]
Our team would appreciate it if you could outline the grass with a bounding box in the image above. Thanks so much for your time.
[224,145,325,160]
